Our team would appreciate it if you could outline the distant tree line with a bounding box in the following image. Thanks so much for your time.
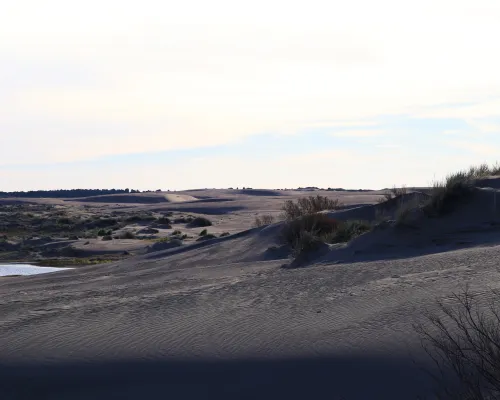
[0,188,142,198]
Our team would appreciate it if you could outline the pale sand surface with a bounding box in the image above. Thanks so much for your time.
[2,187,500,398]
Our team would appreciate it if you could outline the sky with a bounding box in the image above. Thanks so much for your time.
[1,0,500,191]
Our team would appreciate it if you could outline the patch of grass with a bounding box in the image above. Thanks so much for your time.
[153,236,170,243]
[188,217,212,227]
[171,230,182,236]
[281,195,343,220]
[36,257,116,267]
[219,232,230,237]
[254,214,275,227]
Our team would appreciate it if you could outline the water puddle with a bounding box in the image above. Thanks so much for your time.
[0,264,72,277]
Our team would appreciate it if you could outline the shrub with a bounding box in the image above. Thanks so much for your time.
[188,217,212,227]
[254,214,275,227]
[414,288,500,399]
[288,229,323,257]
[171,230,182,236]
[281,214,340,251]
[156,216,171,225]
[93,218,119,228]
[125,214,156,223]
[102,235,113,241]
[220,232,230,237]
[281,214,372,257]
[174,216,194,224]
[282,195,343,220]
[117,231,136,239]
[199,229,208,236]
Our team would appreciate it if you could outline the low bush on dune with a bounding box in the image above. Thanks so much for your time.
[101,235,113,241]
[281,214,340,248]
[199,229,208,236]
[381,163,500,218]
[424,164,495,216]
[281,195,343,220]
[254,214,275,227]
[187,217,212,227]
[281,214,370,257]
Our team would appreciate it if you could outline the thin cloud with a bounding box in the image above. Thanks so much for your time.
[331,129,386,138]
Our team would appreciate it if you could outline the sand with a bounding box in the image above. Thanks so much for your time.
[2,187,500,398]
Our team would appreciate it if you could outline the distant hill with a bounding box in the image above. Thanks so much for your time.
[0,189,142,199]
[295,187,374,192]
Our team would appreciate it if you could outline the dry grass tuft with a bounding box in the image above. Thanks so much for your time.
[379,185,409,203]
[281,195,343,220]
[254,214,276,227]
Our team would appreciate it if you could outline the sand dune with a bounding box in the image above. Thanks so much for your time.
[71,192,199,204]
[2,185,500,398]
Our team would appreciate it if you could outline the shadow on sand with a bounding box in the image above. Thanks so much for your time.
[0,354,442,400]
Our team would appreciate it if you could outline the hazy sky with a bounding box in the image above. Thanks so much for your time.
[2,0,500,191]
